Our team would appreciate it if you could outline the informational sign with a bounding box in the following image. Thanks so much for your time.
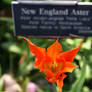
[12,1,92,37]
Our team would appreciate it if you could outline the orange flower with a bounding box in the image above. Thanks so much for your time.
[22,37,83,92]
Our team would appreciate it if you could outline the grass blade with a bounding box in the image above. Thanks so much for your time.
[70,57,86,92]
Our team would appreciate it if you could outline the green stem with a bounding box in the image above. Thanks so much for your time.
[53,83,57,92]
[70,57,86,92]
[0,65,3,92]
[0,65,1,78]
[9,53,13,75]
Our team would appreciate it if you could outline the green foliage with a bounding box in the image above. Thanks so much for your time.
[0,17,12,23]
[71,57,86,92]
[0,79,3,92]
[2,0,12,4]
[0,66,3,92]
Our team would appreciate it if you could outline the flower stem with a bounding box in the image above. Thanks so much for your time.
[53,83,57,92]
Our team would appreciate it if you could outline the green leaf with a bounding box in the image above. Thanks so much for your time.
[70,57,86,92]
[2,42,22,54]
[9,44,22,54]
[0,66,1,78]
[3,0,12,4]
[0,66,3,92]
[0,79,3,92]
[0,17,13,23]
[22,77,30,92]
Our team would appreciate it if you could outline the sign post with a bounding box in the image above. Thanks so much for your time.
[12,0,92,38]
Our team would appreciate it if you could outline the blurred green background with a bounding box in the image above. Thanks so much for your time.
[0,0,92,92]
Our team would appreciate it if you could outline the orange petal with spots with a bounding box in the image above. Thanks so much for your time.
[59,40,84,63]
[22,37,46,57]
[22,37,46,66]
[47,40,62,59]
[45,70,54,82]
[62,62,78,73]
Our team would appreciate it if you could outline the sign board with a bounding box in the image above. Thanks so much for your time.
[12,1,92,37]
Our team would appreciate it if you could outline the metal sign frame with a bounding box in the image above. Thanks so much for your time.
[17,0,78,5]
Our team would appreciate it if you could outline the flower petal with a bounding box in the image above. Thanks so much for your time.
[62,62,78,73]
[45,70,54,82]
[56,74,67,92]
[22,37,46,57]
[47,40,62,59]
[22,37,46,68]
[59,40,83,63]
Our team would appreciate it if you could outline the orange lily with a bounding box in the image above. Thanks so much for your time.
[22,37,83,92]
